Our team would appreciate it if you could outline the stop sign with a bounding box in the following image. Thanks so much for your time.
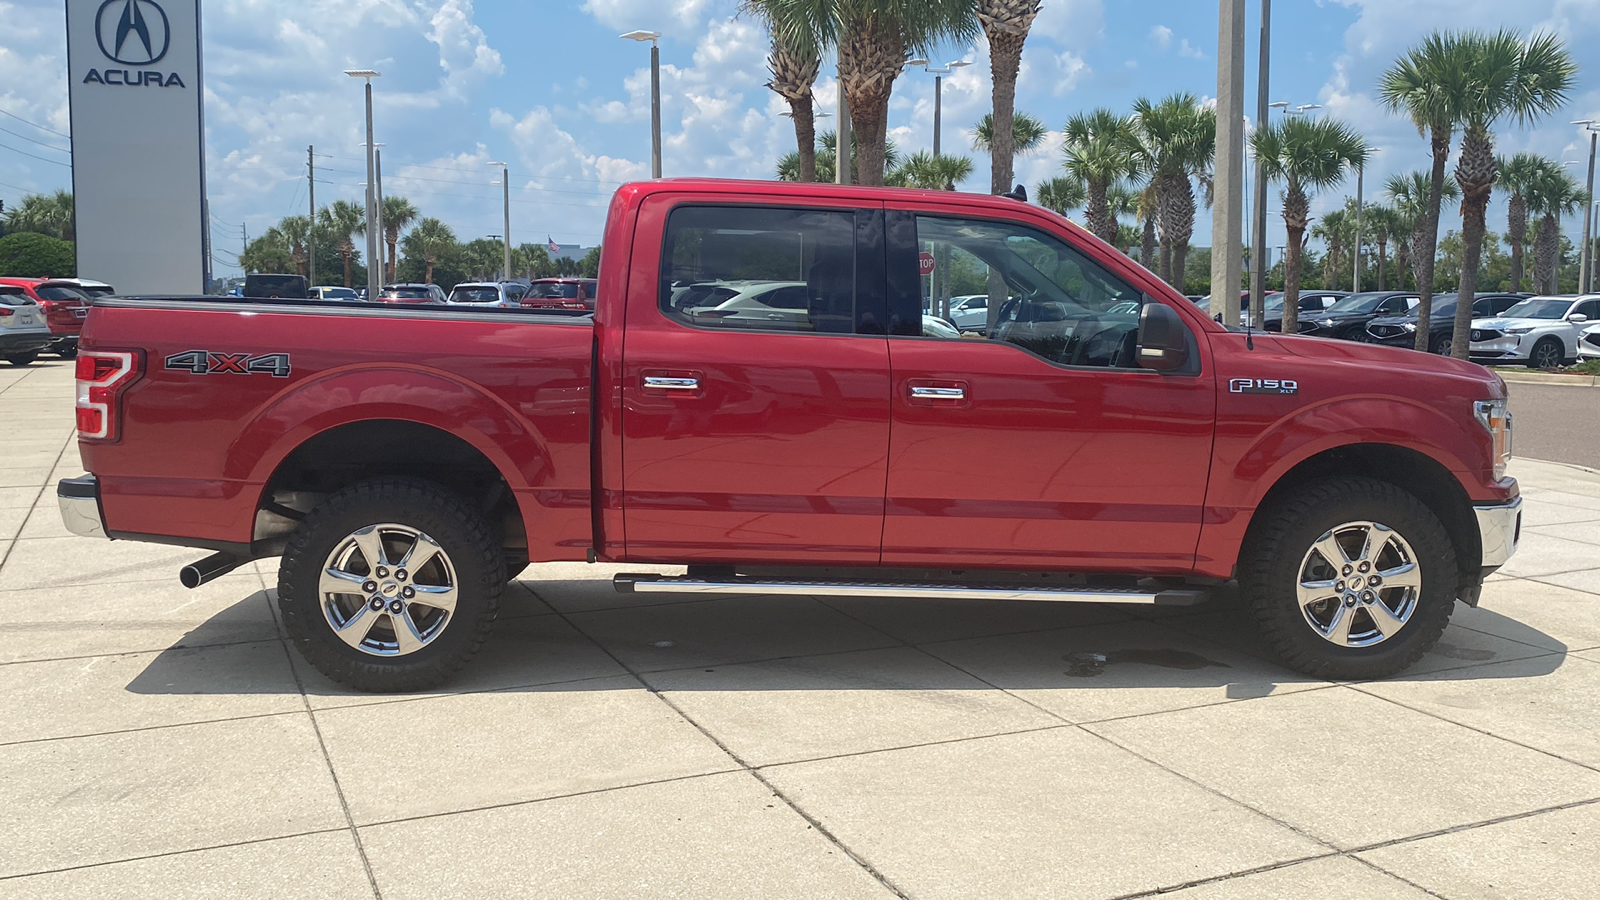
[918,252,936,276]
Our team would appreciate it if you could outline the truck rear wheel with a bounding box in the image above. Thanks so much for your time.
[278,478,505,692]
[1240,477,1455,680]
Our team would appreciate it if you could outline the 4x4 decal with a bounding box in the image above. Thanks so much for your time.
[164,350,291,377]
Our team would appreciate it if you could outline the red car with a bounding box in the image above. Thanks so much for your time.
[58,178,1519,692]
[0,277,91,357]
[521,277,597,311]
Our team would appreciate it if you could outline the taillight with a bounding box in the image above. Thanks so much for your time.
[75,350,141,441]
[0,308,12,317]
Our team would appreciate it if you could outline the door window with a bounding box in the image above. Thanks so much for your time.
[660,206,862,334]
[1574,299,1600,320]
[911,214,1153,369]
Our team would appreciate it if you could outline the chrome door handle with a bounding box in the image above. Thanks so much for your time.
[910,386,966,400]
[644,376,700,391]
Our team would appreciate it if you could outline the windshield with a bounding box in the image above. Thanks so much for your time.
[74,285,115,297]
[383,287,432,299]
[449,287,500,303]
[316,287,357,300]
[528,282,580,299]
[36,285,90,302]
[1501,298,1572,320]
[1323,292,1391,316]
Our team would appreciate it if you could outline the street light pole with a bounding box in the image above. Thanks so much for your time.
[836,46,852,185]
[374,146,385,283]
[490,162,511,281]
[1250,0,1271,329]
[1574,121,1598,293]
[621,32,663,178]
[1353,161,1363,292]
[344,70,381,297]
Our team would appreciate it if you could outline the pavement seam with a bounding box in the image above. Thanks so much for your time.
[0,424,73,573]
[276,638,386,900]
[528,586,916,900]
[1345,854,1452,899]
[0,827,354,883]
[0,635,283,668]
[0,707,305,748]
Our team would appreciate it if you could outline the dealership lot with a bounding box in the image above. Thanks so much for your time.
[2,358,1598,899]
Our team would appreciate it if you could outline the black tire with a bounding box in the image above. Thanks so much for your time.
[1430,334,1453,356]
[1527,337,1563,369]
[1240,476,1456,680]
[3,351,38,366]
[278,478,505,692]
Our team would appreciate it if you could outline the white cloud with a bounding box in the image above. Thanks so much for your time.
[580,0,718,37]
[1149,25,1174,50]
[1178,39,1204,60]
[1031,0,1106,51]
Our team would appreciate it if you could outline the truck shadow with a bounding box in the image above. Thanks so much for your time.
[124,580,1571,699]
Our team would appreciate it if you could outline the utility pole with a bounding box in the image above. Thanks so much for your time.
[241,224,248,273]
[375,148,386,284]
[1213,0,1247,325]
[1576,123,1597,293]
[307,145,316,286]
[1352,162,1364,291]
[1250,0,1271,328]
[836,47,852,185]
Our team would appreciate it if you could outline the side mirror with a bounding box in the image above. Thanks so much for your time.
[1568,313,1590,324]
[1137,302,1190,372]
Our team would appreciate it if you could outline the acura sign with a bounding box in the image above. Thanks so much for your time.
[67,0,206,293]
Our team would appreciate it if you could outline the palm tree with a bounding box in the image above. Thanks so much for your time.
[1527,165,1585,293]
[972,111,1048,158]
[977,0,1043,195]
[1362,204,1404,290]
[1253,116,1369,334]
[318,200,366,287]
[1035,176,1086,219]
[795,0,976,186]
[776,129,898,184]
[1312,208,1352,289]
[1386,170,1460,291]
[1381,32,1474,349]
[402,218,457,285]
[1062,108,1139,248]
[1106,183,1142,257]
[2,190,75,241]
[277,215,313,277]
[747,0,823,182]
[239,228,293,274]
[887,151,974,190]
[1497,153,1550,292]
[381,196,418,283]
[1131,93,1216,288]
[1442,30,1576,358]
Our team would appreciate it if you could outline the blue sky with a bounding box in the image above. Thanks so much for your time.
[3,0,1599,277]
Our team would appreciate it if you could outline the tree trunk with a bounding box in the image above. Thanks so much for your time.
[1507,192,1526,291]
[987,50,1021,195]
[1085,181,1116,246]
[837,22,904,187]
[1281,184,1309,335]
[1140,211,1156,271]
[341,248,353,288]
[1376,237,1387,290]
[1167,175,1195,291]
[425,260,435,285]
[1452,126,1495,360]
[788,94,817,183]
[1534,214,1558,294]
[1414,124,1452,352]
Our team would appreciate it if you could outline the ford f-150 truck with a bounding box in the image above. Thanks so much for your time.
[57,179,1521,692]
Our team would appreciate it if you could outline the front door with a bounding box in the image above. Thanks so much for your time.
[880,207,1217,574]
[619,199,892,564]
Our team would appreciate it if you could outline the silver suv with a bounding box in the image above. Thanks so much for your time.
[445,282,527,309]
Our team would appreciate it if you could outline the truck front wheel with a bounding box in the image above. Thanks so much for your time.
[278,478,506,692]
[1240,477,1455,680]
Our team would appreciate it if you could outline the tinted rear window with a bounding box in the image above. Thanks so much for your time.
[528,282,580,299]
[383,288,432,299]
[245,275,308,298]
[450,287,500,303]
[36,285,90,302]
[0,288,36,306]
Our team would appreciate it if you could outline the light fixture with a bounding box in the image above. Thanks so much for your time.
[620,30,660,44]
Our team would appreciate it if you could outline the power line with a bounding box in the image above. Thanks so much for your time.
[0,106,70,140]
[0,140,72,167]
[0,125,69,154]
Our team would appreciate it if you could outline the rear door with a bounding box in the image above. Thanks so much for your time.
[619,195,892,564]
[880,204,1216,573]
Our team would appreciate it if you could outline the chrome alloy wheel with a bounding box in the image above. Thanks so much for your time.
[320,523,458,656]
[1296,521,1421,648]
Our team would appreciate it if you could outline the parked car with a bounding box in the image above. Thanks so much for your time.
[54,278,116,299]
[242,274,309,299]
[670,280,811,328]
[1251,291,1348,331]
[1470,295,1600,368]
[1366,293,1527,355]
[1580,322,1600,360]
[523,278,597,311]
[1300,291,1420,341]
[308,286,360,302]
[446,282,526,309]
[0,283,53,365]
[0,277,91,357]
[374,283,447,305]
[946,294,993,332]
[922,314,961,339]
[59,177,1520,692]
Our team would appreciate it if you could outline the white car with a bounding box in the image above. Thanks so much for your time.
[1469,295,1600,368]
[0,284,54,366]
[676,280,813,328]
[446,282,526,309]
[922,314,961,339]
[1580,322,1600,360]
[53,278,116,299]
[946,294,993,332]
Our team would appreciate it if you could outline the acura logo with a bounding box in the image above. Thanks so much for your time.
[95,0,171,67]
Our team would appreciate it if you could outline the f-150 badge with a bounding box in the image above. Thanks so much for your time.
[1230,378,1298,394]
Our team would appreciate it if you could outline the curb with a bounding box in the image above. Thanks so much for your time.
[1495,369,1600,387]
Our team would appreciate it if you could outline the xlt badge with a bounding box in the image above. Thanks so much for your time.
[1230,378,1298,395]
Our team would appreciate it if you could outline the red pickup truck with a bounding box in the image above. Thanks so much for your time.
[57,179,1520,692]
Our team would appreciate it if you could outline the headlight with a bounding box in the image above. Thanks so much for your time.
[1316,319,1334,329]
[1474,399,1512,479]
[1506,326,1535,335]
[1401,323,1417,332]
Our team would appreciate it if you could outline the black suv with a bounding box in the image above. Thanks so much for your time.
[1365,293,1529,355]
[1299,291,1419,341]
[1255,290,1349,332]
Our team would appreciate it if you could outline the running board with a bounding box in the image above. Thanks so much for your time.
[613,574,1207,606]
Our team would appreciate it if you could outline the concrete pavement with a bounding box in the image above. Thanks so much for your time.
[3,357,1599,899]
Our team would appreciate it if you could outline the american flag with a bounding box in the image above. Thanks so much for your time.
[547,236,560,254]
